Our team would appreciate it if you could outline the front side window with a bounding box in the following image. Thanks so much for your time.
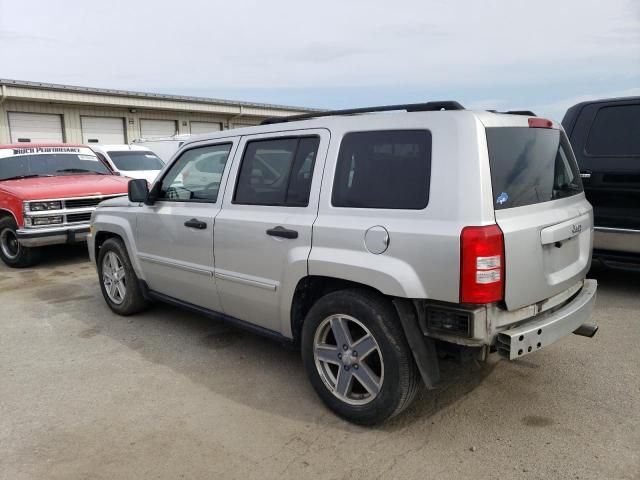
[158,144,232,203]
[332,130,432,209]
[234,136,320,206]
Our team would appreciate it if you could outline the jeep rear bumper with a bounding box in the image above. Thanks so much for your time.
[496,279,597,359]
[16,225,91,247]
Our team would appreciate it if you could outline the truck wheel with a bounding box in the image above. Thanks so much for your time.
[301,289,422,425]
[97,238,149,315]
[0,217,40,268]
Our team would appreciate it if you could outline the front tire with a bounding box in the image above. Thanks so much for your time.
[0,217,40,268]
[97,238,149,315]
[301,289,422,425]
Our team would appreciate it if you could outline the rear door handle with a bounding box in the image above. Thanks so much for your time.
[266,226,298,239]
[184,218,207,230]
[580,170,592,179]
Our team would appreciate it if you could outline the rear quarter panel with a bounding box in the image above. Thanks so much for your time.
[310,112,495,303]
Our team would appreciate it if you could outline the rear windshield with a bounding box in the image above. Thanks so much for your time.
[486,128,583,210]
[108,151,164,171]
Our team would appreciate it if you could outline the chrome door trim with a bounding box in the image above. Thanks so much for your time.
[594,226,640,235]
[214,271,277,291]
[138,253,213,276]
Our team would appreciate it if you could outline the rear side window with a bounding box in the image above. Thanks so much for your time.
[486,128,583,210]
[234,136,320,206]
[332,130,431,209]
[586,104,640,156]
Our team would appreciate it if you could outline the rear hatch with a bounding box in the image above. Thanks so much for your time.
[485,123,592,310]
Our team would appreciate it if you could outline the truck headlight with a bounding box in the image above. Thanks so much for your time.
[32,216,64,226]
[26,201,62,211]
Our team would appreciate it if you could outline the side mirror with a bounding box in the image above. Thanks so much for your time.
[128,178,149,203]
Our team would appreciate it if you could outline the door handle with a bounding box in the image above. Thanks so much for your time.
[184,218,207,230]
[580,170,592,179]
[266,226,298,239]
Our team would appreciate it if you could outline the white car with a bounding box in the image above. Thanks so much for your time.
[90,145,164,184]
[131,134,193,163]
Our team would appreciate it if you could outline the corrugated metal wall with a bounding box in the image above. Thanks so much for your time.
[0,100,261,144]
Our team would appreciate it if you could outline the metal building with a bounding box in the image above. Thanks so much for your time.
[0,79,316,144]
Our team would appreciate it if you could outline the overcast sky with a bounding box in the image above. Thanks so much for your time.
[1,0,638,119]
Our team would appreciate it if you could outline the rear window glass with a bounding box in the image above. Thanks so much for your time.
[486,128,583,210]
[108,151,164,171]
[586,104,640,156]
[332,130,431,209]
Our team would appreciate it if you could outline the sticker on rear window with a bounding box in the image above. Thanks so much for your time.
[496,192,509,205]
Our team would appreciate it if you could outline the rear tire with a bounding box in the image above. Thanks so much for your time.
[0,217,40,268]
[97,238,149,315]
[301,289,421,425]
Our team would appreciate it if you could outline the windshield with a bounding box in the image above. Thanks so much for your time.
[486,127,583,210]
[108,151,164,171]
[0,153,111,180]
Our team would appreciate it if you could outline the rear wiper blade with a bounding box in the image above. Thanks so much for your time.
[56,168,106,175]
[556,183,582,191]
[1,174,54,181]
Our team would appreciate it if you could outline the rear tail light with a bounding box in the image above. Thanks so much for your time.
[528,117,553,129]
[460,225,504,304]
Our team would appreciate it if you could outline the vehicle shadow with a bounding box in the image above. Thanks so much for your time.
[0,244,93,292]
[17,246,637,430]
[62,281,497,431]
[38,244,91,267]
[588,261,640,308]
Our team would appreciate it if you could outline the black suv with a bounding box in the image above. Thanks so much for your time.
[562,97,640,267]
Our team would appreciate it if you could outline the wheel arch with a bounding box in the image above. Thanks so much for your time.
[91,214,143,278]
[289,275,385,343]
[290,275,441,389]
[0,208,18,224]
[94,230,123,259]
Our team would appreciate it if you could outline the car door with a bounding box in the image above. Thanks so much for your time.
[136,140,237,311]
[214,129,329,334]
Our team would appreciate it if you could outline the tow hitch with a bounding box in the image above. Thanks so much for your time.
[573,324,599,338]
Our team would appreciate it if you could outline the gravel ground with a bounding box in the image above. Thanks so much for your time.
[1,245,638,480]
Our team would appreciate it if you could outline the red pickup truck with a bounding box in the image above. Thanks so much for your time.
[0,143,130,267]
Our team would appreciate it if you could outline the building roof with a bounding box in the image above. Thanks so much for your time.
[0,78,321,117]
[0,143,89,149]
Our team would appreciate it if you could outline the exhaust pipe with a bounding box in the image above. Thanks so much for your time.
[573,324,599,338]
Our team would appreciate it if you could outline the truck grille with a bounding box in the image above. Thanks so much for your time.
[66,212,92,223]
[64,197,106,209]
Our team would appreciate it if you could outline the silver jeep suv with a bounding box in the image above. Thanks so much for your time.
[89,102,598,425]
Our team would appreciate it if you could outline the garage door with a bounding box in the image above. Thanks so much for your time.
[190,121,222,135]
[8,112,64,143]
[81,116,125,144]
[140,119,177,139]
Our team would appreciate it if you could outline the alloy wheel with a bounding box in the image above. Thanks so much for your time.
[313,314,384,406]
[102,251,127,305]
